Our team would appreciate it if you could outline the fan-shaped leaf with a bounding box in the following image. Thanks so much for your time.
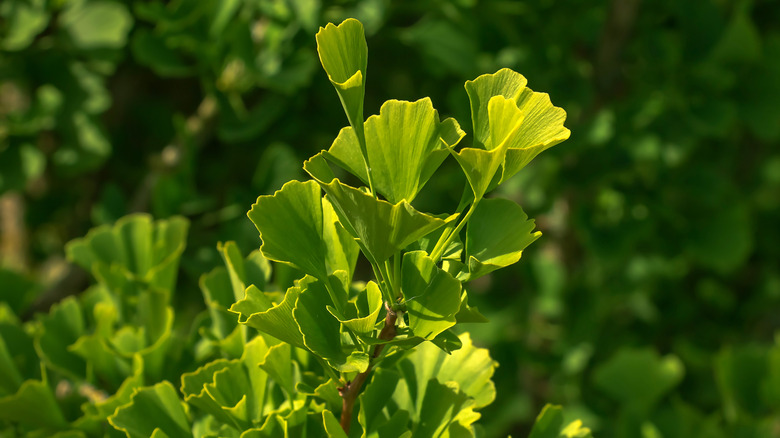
[401,251,461,340]
[108,381,192,438]
[304,155,453,265]
[325,98,465,204]
[462,197,541,281]
[247,180,358,283]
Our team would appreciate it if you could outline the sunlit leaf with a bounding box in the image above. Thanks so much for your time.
[325,98,465,203]
[230,285,304,349]
[328,281,383,335]
[462,197,541,281]
[247,180,358,282]
[305,155,453,265]
[465,68,570,185]
[448,96,524,200]
[316,19,368,137]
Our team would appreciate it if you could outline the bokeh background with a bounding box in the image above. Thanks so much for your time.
[2,0,779,436]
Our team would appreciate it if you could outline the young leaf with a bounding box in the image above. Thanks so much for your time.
[108,381,192,438]
[325,98,465,204]
[328,281,383,335]
[465,68,570,185]
[316,19,368,136]
[401,251,461,340]
[529,404,593,438]
[304,155,453,265]
[294,275,368,373]
[448,96,524,200]
[230,285,305,349]
[358,368,407,437]
[247,180,358,283]
[462,197,541,281]
[34,296,86,379]
[0,378,68,429]
[594,347,684,413]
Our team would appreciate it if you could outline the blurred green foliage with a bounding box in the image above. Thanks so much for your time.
[1,0,779,437]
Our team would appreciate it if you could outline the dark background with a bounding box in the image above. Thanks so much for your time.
[2,0,779,436]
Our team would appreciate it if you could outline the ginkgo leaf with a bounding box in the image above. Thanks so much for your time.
[328,281,383,335]
[108,381,192,438]
[325,98,465,204]
[294,276,369,373]
[401,251,461,340]
[528,405,593,438]
[465,68,570,186]
[316,19,368,142]
[65,214,188,295]
[398,333,497,410]
[34,296,86,380]
[230,285,305,349]
[0,378,67,429]
[447,96,524,201]
[323,409,348,438]
[258,341,296,399]
[359,368,409,437]
[462,197,541,281]
[247,180,358,283]
[304,154,453,265]
[218,241,271,302]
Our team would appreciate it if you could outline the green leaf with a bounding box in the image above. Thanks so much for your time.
[594,347,684,413]
[1,1,49,51]
[454,292,489,324]
[529,405,593,438]
[181,359,236,426]
[329,280,383,335]
[465,68,570,184]
[258,341,296,399]
[109,381,192,438]
[316,19,368,137]
[448,96,524,200]
[0,378,68,429]
[401,332,496,409]
[401,251,461,340]
[528,404,564,438]
[34,296,86,379]
[294,275,368,373]
[247,180,358,283]
[60,1,134,50]
[325,98,465,204]
[359,368,407,437]
[321,410,347,437]
[65,214,189,295]
[304,155,453,265]
[68,301,128,388]
[231,284,305,349]
[462,197,541,281]
[0,335,23,395]
[218,241,272,302]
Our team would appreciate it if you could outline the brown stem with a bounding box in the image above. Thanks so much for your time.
[339,303,399,434]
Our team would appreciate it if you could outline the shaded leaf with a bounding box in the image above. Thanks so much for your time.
[401,251,461,340]
[594,347,684,413]
[109,381,192,438]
